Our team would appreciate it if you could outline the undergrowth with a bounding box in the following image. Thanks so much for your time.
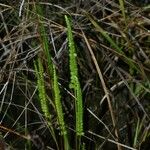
[0,0,150,150]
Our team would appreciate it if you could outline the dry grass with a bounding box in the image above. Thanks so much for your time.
[0,0,150,149]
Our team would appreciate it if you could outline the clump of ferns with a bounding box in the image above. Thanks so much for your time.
[65,15,84,139]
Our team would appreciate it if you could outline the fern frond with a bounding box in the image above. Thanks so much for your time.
[34,58,51,119]
[53,64,67,135]
[65,16,78,89]
[65,15,84,136]
[53,65,70,149]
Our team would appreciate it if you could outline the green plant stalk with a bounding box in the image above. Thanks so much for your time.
[34,58,50,118]
[35,4,53,76]
[133,118,140,147]
[53,64,70,150]
[118,0,126,23]
[65,15,84,137]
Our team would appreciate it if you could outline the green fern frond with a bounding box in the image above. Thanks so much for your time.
[64,16,78,89]
[53,65,70,149]
[53,64,67,135]
[65,15,84,136]
[75,77,84,135]
[34,58,51,119]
